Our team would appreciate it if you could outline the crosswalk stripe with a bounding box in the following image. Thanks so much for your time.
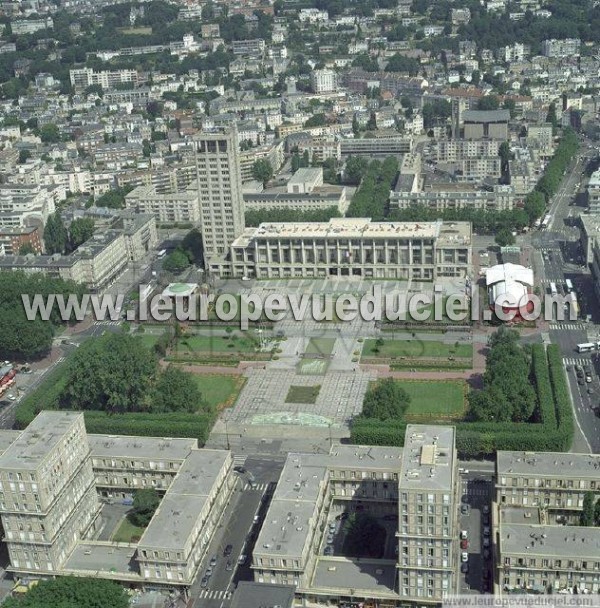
[563,357,592,366]
[243,482,269,492]
[233,455,247,465]
[198,590,232,599]
[550,323,586,330]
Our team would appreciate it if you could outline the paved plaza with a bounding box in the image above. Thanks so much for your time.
[223,368,373,428]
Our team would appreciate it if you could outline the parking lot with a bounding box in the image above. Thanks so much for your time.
[458,475,494,594]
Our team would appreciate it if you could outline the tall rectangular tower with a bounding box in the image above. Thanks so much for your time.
[0,412,100,575]
[398,425,458,602]
[194,128,245,263]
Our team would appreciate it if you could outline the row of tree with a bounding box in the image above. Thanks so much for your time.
[43,213,95,255]
[346,156,399,218]
[467,327,537,423]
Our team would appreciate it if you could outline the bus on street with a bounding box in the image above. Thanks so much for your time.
[565,279,574,293]
[550,282,558,296]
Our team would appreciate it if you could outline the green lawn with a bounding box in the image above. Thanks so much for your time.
[285,385,321,404]
[178,333,258,353]
[305,338,336,356]
[111,517,145,543]
[389,380,466,417]
[138,334,160,349]
[362,339,472,359]
[193,374,245,411]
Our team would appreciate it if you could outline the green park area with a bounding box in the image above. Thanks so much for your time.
[111,517,145,544]
[362,338,472,359]
[193,374,245,411]
[177,332,259,353]
[399,380,466,420]
[360,337,472,370]
[285,385,321,404]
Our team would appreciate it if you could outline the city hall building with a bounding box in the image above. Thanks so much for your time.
[218,218,472,280]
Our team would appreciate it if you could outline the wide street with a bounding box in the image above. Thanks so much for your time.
[530,136,600,453]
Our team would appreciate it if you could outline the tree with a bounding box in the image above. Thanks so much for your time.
[130,488,160,527]
[352,114,360,137]
[39,123,60,143]
[68,217,95,252]
[18,149,31,164]
[1,576,129,608]
[499,141,512,184]
[344,155,369,185]
[43,211,68,254]
[152,365,206,413]
[524,191,545,224]
[18,242,35,255]
[385,54,420,75]
[477,96,500,111]
[181,228,204,266]
[162,248,190,274]
[252,159,274,186]
[95,186,134,209]
[581,492,597,526]
[304,113,327,128]
[343,513,386,558]
[362,377,411,421]
[61,333,158,413]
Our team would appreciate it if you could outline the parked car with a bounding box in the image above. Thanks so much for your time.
[483,513,490,526]
[483,526,491,536]
[483,537,491,548]
[461,552,469,562]
[460,539,469,550]
[460,530,468,539]
[336,512,349,521]
[225,560,233,571]
[233,466,246,474]
[209,555,217,567]
[482,505,490,514]
[461,562,469,573]
[223,544,233,557]
[324,546,334,556]
[326,535,334,544]
[204,567,213,577]
[483,549,491,560]
[200,576,209,589]
[238,554,247,565]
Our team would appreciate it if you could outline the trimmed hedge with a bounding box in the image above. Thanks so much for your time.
[351,344,574,456]
[548,344,574,451]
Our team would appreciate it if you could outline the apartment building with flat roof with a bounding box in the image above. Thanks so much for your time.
[397,425,458,602]
[496,449,600,594]
[252,426,457,606]
[0,412,101,577]
[0,413,233,587]
[125,184,201,224]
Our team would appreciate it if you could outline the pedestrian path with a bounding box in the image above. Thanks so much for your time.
[197,589,232,600]
[93,320,121,326]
